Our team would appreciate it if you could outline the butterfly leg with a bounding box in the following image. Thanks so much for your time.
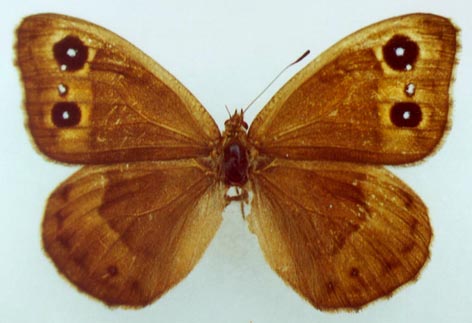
[224,187,249,219]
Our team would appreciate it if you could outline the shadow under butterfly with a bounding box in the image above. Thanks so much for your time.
[16,13,458,311]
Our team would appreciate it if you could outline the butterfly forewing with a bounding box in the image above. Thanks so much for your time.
[248,159,431,310]
[248,14,457,164]
[17,14,220,164]
[43,160,225,306]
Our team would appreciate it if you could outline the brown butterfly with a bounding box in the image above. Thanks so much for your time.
[16,13,458,311]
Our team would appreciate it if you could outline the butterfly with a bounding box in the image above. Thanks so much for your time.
[16,13,458,311]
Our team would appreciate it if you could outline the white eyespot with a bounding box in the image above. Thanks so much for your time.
[62,110,70,120]
[405,83,416,96]
[60,64,67,71]
[57,83,68,95]
[405,64,412,71]
[395,47,405,56]
[66,48,78,57]
[402,110,411,120]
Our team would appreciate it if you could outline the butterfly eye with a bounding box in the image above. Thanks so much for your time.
[390,102,422,127]
[242,121,249,129]
[52,102,81,127]
[53,35,88,71]
[382,35,419,71]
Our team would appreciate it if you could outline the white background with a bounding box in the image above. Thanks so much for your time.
[1,1,471,322]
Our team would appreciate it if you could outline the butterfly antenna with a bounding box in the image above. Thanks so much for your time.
[243,49,310,113]
[224,104,232,117]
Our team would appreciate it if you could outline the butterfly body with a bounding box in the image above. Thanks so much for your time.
[218,111,251,186]
[16,13,458,310]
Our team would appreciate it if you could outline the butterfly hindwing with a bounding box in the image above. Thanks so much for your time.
[17,14,220,164]
[43,160,225,306]
[248,159,431,310]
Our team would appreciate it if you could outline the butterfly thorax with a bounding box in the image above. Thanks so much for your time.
[219,110,250,187]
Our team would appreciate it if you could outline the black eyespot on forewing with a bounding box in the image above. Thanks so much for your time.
[390,102,422,127]
[383,35,419,71]
[53,36,88,71]
[52,102,81,127]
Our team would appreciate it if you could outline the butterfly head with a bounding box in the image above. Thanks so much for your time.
[224,109,248,133]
